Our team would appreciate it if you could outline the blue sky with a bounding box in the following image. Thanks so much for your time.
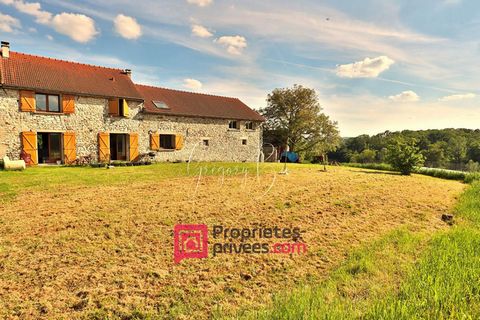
[0,0,479,136]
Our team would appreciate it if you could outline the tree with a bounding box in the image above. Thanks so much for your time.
[261,85,340,158]
[422,141,448,168]
[351,149,377,163]
[385,138,425,175]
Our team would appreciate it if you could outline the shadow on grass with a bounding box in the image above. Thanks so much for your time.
[349,169,401,176]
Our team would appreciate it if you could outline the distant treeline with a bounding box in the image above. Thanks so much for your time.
[328,129,480,172]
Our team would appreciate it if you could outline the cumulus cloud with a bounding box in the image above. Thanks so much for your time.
[114,14,142,40]
[215,35,247,55]
[439,93,475,102]
[388,90,420,102]
[3,0,52,24]
[192,24,213,38]
[0,12,21,32]
[336,56,395,78]
[187,0,212,7]
[51,13,98,43]
[0,0,98,42]
[183,78,203,90]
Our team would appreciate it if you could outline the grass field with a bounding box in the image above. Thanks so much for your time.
[0,163,467,319]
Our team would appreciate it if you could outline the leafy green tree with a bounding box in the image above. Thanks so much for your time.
[423,141,448,168]
[467,141,480,162]
[351,149,377,163]
[385,138,425,175]
[261,85,340,157]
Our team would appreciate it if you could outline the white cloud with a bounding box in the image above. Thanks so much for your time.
[215,35,247,55]
[439,93,475,102]
[114,14,142,40]
[336,56,395,78]
[46,34,53,41]
[183,78,203,90]
[192,24,213,38]
[388,90,420,102]
[187,0,212,7]
[0,0,98,42]
[0,12,20,32]
[6,0,52,24]
[51,13,98,43]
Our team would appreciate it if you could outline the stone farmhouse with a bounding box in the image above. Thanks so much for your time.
[0,42,264,165]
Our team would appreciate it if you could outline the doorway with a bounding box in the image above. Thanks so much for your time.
[110,134,128,161]
[37,132,62,164]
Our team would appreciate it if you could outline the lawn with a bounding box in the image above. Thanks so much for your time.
[0,163,466,319]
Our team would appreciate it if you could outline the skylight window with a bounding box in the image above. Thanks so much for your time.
[153,101,169,109]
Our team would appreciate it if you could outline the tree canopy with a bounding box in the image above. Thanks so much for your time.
[260,85,340,159]
[329,128,480,172]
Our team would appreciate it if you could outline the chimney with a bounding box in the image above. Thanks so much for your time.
[1,41,10,58]
[123,69,132,78]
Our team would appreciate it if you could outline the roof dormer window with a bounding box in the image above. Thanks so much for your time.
[153,101,169,109]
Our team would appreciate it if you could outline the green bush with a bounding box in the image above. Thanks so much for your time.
[385,138,425,175]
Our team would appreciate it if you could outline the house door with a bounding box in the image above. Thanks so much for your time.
[37,132,62,164]
[110,134,127,161]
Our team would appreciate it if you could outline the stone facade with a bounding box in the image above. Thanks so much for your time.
[0,89,263,163]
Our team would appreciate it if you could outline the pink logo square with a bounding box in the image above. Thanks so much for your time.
[174,224,208,264]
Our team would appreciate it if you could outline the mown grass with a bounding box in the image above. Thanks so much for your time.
[344,162,480,183]
[0,162,285,202]
[235,181,480,320]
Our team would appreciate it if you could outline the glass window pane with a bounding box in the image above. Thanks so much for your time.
[36,94,47,111]
[49,95,59,112]
[49,134,62,160]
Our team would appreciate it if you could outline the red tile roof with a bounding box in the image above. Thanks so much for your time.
[136,84,265,121]
[0,52,143,100]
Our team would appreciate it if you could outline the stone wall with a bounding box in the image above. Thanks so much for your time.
[0,89,263,163]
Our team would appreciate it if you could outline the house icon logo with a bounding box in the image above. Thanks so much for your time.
[174,224,208,264]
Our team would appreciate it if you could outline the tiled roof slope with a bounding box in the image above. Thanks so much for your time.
[136,84,265,121]
[0,52,143,100]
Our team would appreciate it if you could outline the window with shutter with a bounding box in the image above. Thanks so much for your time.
[62,95,75,114]
[175,135,184,150]
[108,99,119,116]
[150,133,160,151]
[20,91,35,112]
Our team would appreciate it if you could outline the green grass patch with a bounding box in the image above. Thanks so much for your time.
[0,162,290,203]
[344,163,480,183]
[232,183,480,319]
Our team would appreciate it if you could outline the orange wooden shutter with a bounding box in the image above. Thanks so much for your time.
[62,95,75,114]
[129,133,139,162]
[108,99,119,116]
[63,132,76,164]
[175,135,184,150]
[150,133,160,151]
[98,132,110,162]
[21,131,37,165]
[20,91,35,112]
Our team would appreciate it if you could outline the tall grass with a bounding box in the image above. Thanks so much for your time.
[234,181,480,319]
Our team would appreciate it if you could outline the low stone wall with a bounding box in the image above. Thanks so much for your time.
[0,89,262,163]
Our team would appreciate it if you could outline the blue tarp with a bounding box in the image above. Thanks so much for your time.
[281,151,299,163]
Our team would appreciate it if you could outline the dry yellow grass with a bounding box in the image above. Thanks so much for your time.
[0,164,465,319]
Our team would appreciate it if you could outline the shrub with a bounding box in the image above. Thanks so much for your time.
[385,138,425,175]
[465,160,480,173]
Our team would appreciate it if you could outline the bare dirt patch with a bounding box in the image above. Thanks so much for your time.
[0,165,464,319]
